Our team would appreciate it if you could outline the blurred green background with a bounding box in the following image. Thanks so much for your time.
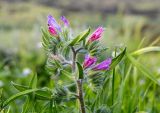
[0,0,160,112]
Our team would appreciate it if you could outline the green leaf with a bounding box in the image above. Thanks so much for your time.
[62,46,70,60]
[29,74,37,89]
[20,74,37,113]
[126,54,160,85]
[6,106,11,113]
[88,41,99,51]
[60,70,73,81]
[41,28,50,47]
[69,28,90,46]
[135,111,148,113]
[2,89,39,108]
[35,88,52,100]
[110,48,126,69]
[22,97,32,113]
[76,62,84,79]
[131,46,160,56]
[78,28,90,42]
[40,102,50,113]
[11,82,29,92]
[54,59,63,69]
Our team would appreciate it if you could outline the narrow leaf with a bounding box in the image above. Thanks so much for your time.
[2,89,39,108]
[54,59,62,69]
[110,48,126,69]
[22,97,32,113]
[69,28,90,46]
[76,62,84,79]
[131,46,160,56]
[41,28,50,46]
[11,82,29,92]
[35,88,52,100]
[126,54,160,85]
[29,74,37,89]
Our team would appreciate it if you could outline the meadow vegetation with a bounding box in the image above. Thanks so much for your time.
[0,1,160,113]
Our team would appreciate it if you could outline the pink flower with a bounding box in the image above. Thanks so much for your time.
[48,26,57,36]
[88,27,104,42]
[83,55,97,69]
[93,58,112,71]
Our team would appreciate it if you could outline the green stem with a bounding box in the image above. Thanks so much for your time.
[71,46,86,113]
[77,80,86,113]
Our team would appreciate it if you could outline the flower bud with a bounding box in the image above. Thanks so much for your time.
[93,58,112,71]
[48,26,57,36]
[60,16,69,27]
[48,15,61,32]
[83,55,97,69]
[88,27,104,42]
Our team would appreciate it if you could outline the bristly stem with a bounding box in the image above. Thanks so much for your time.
[77,79,86,113]
[71,46,86,113]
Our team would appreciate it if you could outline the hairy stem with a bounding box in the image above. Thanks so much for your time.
[77,80,86,113]
[71,46,86,113]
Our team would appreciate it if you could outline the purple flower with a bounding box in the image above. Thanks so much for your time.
[93,58,112,71]
[83,55,97,69]
[48,15,61,32]
[60,16,69,27]
[88,27,104,42]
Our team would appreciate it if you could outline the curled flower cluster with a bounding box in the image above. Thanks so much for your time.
[83,27,112,71]
[47,15,69,36]
[47,15,112,72]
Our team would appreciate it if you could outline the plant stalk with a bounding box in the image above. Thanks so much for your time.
[77,79,86,113]
[71,46,86,113]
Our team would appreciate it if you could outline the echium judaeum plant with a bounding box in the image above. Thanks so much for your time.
[42,15,125,113]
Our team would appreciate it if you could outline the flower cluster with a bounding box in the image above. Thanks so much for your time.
[83,27,112,71]
[47,15,69,36]
[42,15,113,113]
[46,15,112,74]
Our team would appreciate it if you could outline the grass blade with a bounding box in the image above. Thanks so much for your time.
[110,48,126,70]
[126,54,160,85]
[131,46,160,56]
